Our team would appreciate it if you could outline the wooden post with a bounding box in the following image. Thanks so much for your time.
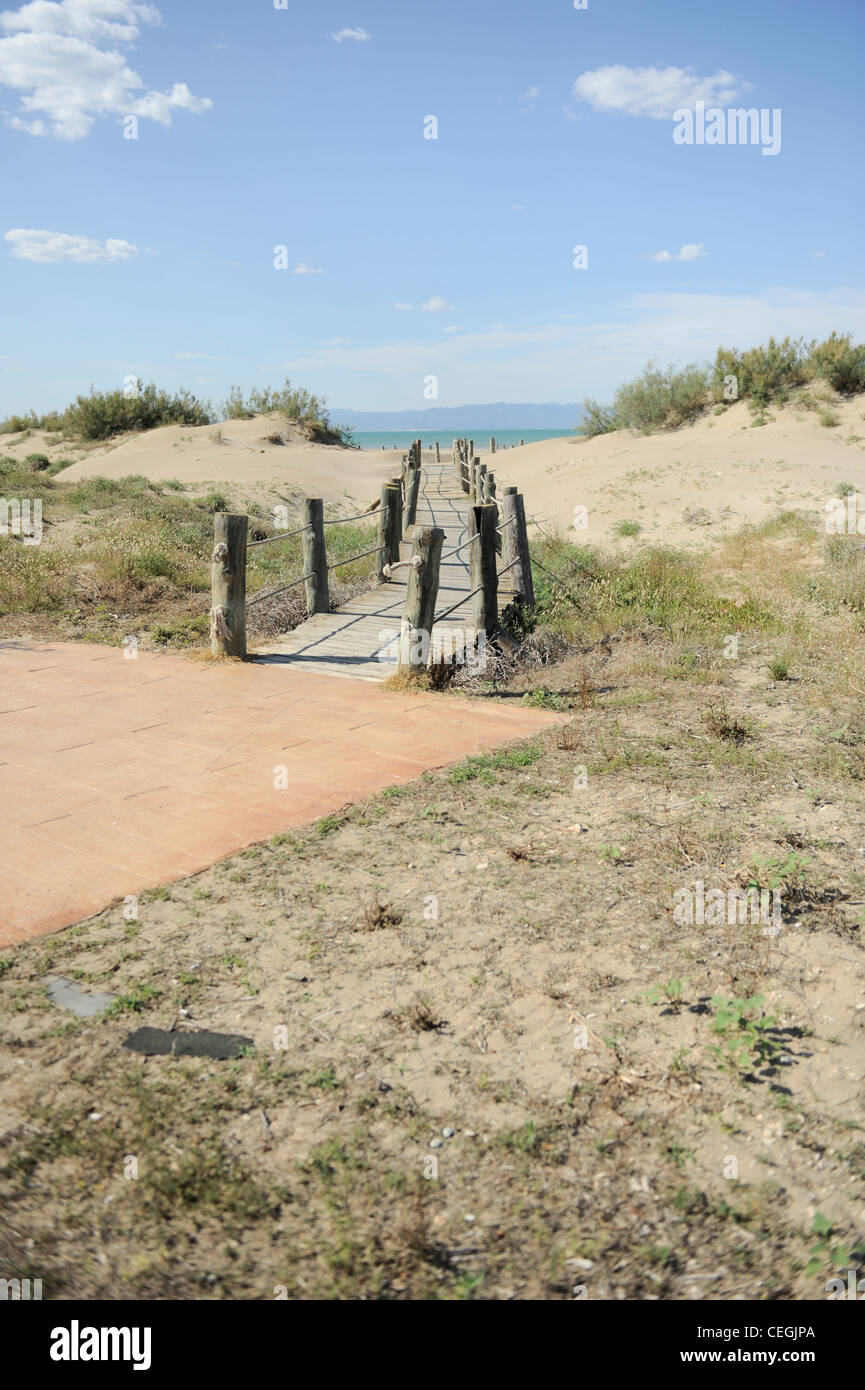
[468,439,474,460]
[404,464,421,529]
[302,498,330,616]
[399,525,445,670]
[489,436,496,454]
[386,481,402,562]
[460,458,470,493]
[210,513,248,658]
[470,504,498,636]
[377,483,393,579]
[483,470,495,502]
[434,441,440,463]
[519,439,524,447]
[500,489,534,607]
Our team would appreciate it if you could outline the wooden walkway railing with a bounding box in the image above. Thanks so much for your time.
[209,439,535,676]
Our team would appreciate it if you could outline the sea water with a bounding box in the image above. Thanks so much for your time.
[349,427,581,453]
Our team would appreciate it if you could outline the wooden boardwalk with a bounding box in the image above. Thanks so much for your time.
[253,458,495,680]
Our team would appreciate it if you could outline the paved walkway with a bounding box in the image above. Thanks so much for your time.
[254,460,500,679]
[0,641,559,947]
[0,461,552,947]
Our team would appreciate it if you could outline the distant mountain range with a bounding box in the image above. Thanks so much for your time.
[330,402,582,431]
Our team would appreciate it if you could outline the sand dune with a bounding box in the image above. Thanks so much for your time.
[6,397,864,544]
[52,414,401,506]
[494,396,865,547]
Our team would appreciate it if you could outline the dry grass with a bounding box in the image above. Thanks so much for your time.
[2,508,865,1300]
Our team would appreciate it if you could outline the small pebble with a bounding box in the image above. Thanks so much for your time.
[429,1138,443,1149]
[463,1213,476,1222]
[88,1112,102,1121]
[442,1127,454,1139]
[463,1129,476,1138]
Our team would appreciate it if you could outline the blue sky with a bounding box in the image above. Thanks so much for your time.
[1,0,863,418]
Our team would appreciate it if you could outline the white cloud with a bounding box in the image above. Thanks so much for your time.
[278,288,865,407]
[326,336,351,345]
[511,203,525,212]
[572,65,744,120]
[292,259,324,275]
[4,227,138,261]
[394,301,413,311]
[443,325,459,333]
[651,242,707,263]
[518,84,539,109]
[0,0,212,139]
[419,296,452,312]
[331,26,369,42]
[173,351,206,359]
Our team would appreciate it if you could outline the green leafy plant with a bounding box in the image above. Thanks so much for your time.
[709,994,781,1076]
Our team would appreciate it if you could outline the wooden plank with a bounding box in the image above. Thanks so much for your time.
[253,464,512,680]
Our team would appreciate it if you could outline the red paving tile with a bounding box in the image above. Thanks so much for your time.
[0,641,561,946]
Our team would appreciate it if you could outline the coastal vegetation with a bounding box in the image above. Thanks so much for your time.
[582,332,865,436]
[0,377,354,447]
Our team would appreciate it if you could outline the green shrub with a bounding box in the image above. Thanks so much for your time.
[711,336,810,408]
[63,382,213,441]
[581,398,618,437]
[202,490,230,513]
[221,379,353,445]
[825,342,865,395]
[583,363,709,436]
[0,410,64,434]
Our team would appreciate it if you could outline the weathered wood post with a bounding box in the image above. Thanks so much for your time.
[484,472,499,552]
[460,457,470,493]
[398,525,445,671]
[377,482,393,579]
[519,439,524,447]
[301,498,330,616]
[387,480,403,560]
[434,441,440,463]
[501,487,535,607]
[468,439,474,461]
[210,513,248,658]
[404,464,421,530]
[489,436,496,454]
[469,503,498,636]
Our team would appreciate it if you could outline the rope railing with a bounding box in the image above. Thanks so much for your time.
[209,459,537,661]
[327,544,381,571]
[322,509,379,526]
[248,505,378,548]
[433,582,483,625]
[247,522,311,548]
[245,572,316,607]
[382,556,422,577]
